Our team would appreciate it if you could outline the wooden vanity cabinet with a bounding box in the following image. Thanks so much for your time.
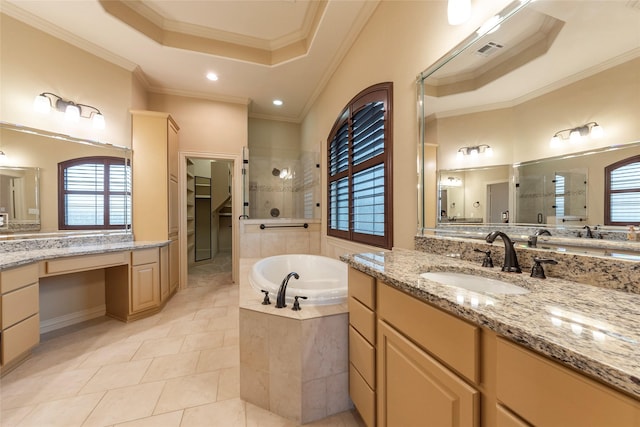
[377,282,480,427]
[348,267,376,427]
[0,263,40,371]
[496,338,640,426]
[130,248,160,313]
[131,110,180,296]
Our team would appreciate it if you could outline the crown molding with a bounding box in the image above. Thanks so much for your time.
[148,86,251,106]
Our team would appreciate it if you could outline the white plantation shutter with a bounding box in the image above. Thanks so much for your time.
[327,83,392,248]
[60,157,131,229]
[606,156,640,225]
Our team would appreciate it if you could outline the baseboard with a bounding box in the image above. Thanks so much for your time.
[40,305,106,334]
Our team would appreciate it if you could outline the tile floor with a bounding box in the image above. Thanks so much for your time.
[0,254,364,426]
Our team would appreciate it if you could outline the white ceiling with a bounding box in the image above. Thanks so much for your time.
[2,0,380,122]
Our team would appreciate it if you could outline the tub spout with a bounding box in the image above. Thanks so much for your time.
[276,272,299,308]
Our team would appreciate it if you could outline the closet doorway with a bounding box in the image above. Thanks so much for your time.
[186,157,233,285]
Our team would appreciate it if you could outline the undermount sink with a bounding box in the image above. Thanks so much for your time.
[420,272,530,295]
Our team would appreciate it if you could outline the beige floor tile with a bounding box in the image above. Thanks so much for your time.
[180,330,225,353]
[224,328,240,347]
[217,366,241,401]
[193,306,229,320]
[78,340,142,368]
[82,381,165,427]
[125,324,173,344]
[114,410,184,427]
[196,346,239,373]
[79,359,152,394]
[245,402,297,427]
[181,398,246,427]
[166,318,211,337]
[15,392,104,427]
[153,371,219,414]
[0,405,35,427]
[141,351,200,383]
[131,336,186,360]
[207,314,239,331]
[114,410,183,427]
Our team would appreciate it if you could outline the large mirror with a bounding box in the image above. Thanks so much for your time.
[418,0,640,234]
[0,122,132,236]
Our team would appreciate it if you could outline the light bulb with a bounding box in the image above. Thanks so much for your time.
[33,94,51,114]
[470,148,479,157]
[485,146,494,156]
[550,135,561,147]
[64,104,80,122]
[569,129,581,143]
[92,113,106,130]
[457,150,464,159]
[447,0,471,25]
[590,123,604,139]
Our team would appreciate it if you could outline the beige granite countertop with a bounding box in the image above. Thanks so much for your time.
[341,248,640,399]
[0,240,170,271]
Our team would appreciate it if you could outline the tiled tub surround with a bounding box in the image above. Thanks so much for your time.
[415,234,640,293]
[238,259,351,424]
[341,248,640,399]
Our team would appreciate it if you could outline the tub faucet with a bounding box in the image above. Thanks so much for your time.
[485,231,522,273]
[276,272,299,308]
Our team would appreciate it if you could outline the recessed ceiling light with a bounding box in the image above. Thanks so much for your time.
[273,99,283,106]
[206,72,218,81]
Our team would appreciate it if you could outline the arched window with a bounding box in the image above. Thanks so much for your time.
[327,82,393,249]
[58,156,131,230]
[605,155,640,226]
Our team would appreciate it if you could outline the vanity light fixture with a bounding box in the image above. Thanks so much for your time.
[273,99,283,106]
[33,92,106,130]
[0,150,7,165]
[447,0,471,25]
[549,122,604,146]
[457,144,493,159]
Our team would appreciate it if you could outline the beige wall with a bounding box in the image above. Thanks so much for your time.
[0,14,134,147]
[436,58,640,169]
[301,0,512,251]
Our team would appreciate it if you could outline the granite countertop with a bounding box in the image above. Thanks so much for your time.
[0,240,170,271]
[341,248,640,399]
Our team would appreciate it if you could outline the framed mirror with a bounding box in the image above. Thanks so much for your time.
[418,0,640,235]
[0,122,132,236]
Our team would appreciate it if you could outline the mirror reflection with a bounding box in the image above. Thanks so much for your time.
[0,166,40,232]
[418,0,640,235]
[0,122,131,235]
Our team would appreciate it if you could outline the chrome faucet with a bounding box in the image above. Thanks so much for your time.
[485,231,522,273]
[276,272,299,308]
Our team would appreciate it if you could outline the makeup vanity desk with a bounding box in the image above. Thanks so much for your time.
[0,239,172,375]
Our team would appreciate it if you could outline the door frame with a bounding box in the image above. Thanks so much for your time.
[179,151,241,290]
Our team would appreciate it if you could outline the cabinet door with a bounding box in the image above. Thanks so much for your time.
[131,263,159,313]
[377,320,479,427]
[160,245,170,301]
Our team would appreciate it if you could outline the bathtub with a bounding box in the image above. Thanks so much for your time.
[248,254,348,306]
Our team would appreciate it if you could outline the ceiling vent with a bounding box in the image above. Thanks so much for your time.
[475,41,504,57]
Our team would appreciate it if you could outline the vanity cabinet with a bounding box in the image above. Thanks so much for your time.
[0,263,40,371]
[131,110,180,296]
[377,282,479,427]
[496,338,640,426]
[348,267,376,427]
[130,248,160,313]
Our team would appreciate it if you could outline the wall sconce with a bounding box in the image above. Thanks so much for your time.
[448,0,471,25]
[457,144,493,159]
[550,122,603,146]
[33,92,105,130]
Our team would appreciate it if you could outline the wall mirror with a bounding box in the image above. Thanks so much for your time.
[417,0,640,236]
[0,121,132,236]
[0,166,40,232]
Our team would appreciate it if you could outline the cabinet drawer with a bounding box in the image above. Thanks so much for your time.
[0,263,38,293]
[348,267,375,309]
[497,338,640,426]
[131,248,159,266]
[2,283,38,329]
[45,252,128,275]
[378,282,479,384]
[349,364,375,427]
[2,314,40,365]
[349,296,375,344]
[349,326,375,389]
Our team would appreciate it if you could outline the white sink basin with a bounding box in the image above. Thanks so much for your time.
[420,272,530,295]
